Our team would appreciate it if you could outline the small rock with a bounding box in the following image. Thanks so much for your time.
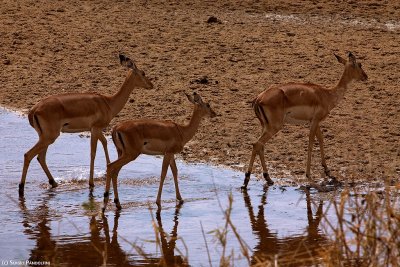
[192,76,209,84]
[3,59,11,65]
[207,16,221,24]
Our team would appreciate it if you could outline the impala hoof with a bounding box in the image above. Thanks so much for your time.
[18,183,25,196]
[320,176,342,188]
[241,172,251,190]
[263,173,274,186]
[310,183,333,192]
[114,198,122,210]
[49,179,58,188]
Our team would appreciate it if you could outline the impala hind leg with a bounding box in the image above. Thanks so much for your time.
[37,147,57,188]
[19,136,57,196]
[170,156,183,204]
[156,153,173,211]
[243,143,258,190]
[102,153,137,212]
[243,130,277,190]
[98,132,110,165]
[259,146,274,186]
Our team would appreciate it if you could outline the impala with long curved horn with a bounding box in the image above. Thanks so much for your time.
[242,52,368,191]
[19,55,153,196]
[102,92,216,212]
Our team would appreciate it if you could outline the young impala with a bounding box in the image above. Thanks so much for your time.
[19,55,153,196]
[242,52,368,191]
[102,92,217,212]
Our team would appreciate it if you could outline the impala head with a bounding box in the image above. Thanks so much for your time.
[335,52,368,82]
[185,92,217,118]
[119,54,154,89]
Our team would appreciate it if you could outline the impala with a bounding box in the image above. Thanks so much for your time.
[242,52,368,191]
[19,55,153,196]
[102,92,216,212]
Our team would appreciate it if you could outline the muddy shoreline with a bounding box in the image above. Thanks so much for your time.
[1,1,399,184]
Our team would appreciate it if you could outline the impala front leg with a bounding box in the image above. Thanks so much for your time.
[156,153,173,210]
[170,156,183,204]
[315,126,330,177]
[307,122,330,191]
[306,122,318,184]
[89,129,100,191]
[316,127,342,187]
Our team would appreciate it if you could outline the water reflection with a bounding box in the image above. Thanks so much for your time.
[147,204,188,266]
[18,195,133,266]
[243,187,329,265]
[17,194,189,266]
[19,195,57,263]
[2,107,339,266]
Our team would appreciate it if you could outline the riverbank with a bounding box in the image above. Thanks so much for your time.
[1,0,399,184]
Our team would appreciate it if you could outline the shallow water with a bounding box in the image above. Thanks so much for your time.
[0,107,336,266]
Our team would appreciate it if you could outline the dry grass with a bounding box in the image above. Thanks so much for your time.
[320,184,400,267]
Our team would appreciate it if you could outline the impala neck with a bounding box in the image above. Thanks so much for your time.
[109,70,136,117]
[178,106,204,145]
[330,68,355,110]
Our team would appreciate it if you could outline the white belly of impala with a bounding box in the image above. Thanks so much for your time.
[284,106,315,125]
[60,117,95,133]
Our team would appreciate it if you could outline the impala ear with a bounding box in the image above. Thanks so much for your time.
[119,54,126,63]
[119,54,137,69]
[193,92,204,104]
[348,52,357,65]
[185,93,195,104]
[334,53,347,65]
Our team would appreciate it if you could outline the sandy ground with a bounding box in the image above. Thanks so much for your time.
[1,0,399,184]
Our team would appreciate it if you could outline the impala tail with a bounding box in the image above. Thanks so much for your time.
[28,109,43,134]
[111,128,125,157]
[252,98,269,127]
[28,110,35,128]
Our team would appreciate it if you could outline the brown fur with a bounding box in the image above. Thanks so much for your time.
[102,93,217,212]
[19,58,153,195]
[244,53,368,190]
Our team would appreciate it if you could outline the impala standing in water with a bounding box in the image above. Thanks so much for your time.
[242,52,368,191]
[102,92,216,212]
[19,55,153,196]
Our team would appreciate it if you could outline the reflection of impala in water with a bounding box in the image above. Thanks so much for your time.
[147,203,188,266]
[19,196,132,266]
[242,188,329,266]
[18,196,186,266]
